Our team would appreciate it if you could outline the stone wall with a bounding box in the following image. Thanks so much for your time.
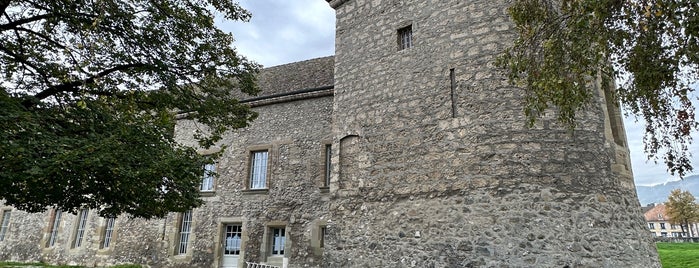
[0,58,335,268]
[325,0,659,267]
[0,0,661,267]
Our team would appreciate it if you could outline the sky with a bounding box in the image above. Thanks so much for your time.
[218,0,698,187]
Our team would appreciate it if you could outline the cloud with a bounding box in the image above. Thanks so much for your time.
[217,0,335,67]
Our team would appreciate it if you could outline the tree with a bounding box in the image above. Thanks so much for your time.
[498,0,698,177]
[665,189,699,237]
[0,0,260,218]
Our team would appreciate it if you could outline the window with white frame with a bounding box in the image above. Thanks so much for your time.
[660,223,666,229]
[250,150,269,189]
[177,210,193,255]
[0,210,11,241]
[648,223,655,229]
[46,209,62,247]
[397,24,413,50]
[224,224,242,255]
[72,208,89,248]
[270,227,286,256]
[201,163,216,191]
[101,217,116,249]
[324,144,332,187]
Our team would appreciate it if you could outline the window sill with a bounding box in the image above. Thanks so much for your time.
[96,248,114,255]
[199,190,216,197]
[242,189,269,195]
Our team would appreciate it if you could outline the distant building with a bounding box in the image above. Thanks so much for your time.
[643,203,699,237]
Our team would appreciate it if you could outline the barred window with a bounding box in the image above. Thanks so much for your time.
[72,209,89,248]
[102,217,116,248]
[47,209,62,247]
[398,25,413,50]
[0,210,11,241]
[177,210,193,255]
[250,150,269,189]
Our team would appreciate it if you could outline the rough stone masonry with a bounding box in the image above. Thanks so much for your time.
[0,0,659,267]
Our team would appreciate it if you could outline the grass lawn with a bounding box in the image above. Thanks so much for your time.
[657,242,699,268]
[0,263,141,268]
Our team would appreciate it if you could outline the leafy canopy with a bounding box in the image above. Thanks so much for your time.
[0,0,260,218]
[664,189,699,234]
[498,0,698,176]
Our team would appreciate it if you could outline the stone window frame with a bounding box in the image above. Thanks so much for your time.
[660,222,666,230]
[97,217,117,253]
[0,209,11,242]
[244,144,274,193]
[44,209,63,248]
[213,217,247,268]
[648,222,655,229]
[397,22,413,50]
[261,221,289,266]
[310,220,327,257]
[70,208,89,249]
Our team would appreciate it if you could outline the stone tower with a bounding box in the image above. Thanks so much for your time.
[325,0,660,267]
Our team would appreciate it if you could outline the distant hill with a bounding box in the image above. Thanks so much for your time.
[635,175,699,206]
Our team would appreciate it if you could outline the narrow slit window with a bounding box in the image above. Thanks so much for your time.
[324,144,332,187]
[398,25,413,50]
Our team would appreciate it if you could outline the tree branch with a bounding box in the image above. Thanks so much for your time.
[30,63,151,102]
[0,13,55,31]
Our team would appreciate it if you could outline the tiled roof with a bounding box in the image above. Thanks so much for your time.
[644,204,670,221]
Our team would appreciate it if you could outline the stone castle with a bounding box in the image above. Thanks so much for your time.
[0,0,660,267]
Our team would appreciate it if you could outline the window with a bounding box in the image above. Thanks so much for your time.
[0,210,11,241]
[270,227,286,256]
[250,150,269,189]
[224,224,242,255]
[46,209,62,247]
[661,232,667,237]
[660,223,666,230]
[320,226,327,249]
[648,223,655,229]
[201,163,216,191]
[397,25,413,50]
[177,210,193,255]
[323,144,332,187]
[72,209,89,248]
[101,217,116,249]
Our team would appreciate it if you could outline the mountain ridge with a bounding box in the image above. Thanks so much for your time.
[635,174,699,206]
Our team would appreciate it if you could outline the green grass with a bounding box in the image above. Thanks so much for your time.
[657,242,699,268]
[0,262,141,268]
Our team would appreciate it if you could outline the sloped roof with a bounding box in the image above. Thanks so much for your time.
[256,56,334,96]
[644,204,670,221]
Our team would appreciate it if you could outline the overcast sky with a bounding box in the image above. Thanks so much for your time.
[218,0,698,187]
